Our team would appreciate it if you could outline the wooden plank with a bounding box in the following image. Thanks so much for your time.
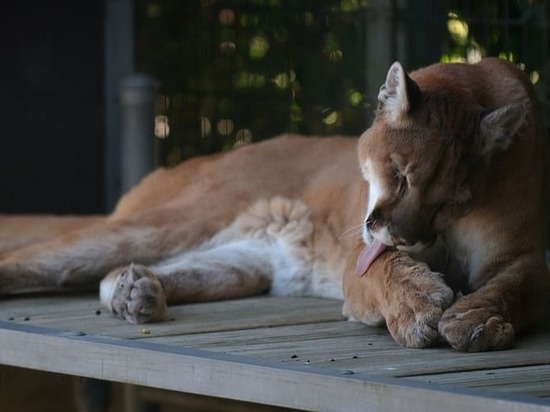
[0,321,548,412]
[140,319,550,378]
[2,293,550,409]
[0,295,344,339]
[408,365,550,398]
[4,294,550,381]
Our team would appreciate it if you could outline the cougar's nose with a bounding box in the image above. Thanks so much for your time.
[365,208,382,230]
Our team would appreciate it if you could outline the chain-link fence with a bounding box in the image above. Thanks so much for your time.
[134,0,549,166]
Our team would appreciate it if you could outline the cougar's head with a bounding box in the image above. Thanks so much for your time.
[357,61,525,258]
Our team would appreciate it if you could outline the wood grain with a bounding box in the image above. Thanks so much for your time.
[1,293,550,411]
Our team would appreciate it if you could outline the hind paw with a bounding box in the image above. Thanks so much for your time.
[100,264,166,324]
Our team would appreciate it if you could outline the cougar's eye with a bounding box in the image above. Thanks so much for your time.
[395,172,407,195]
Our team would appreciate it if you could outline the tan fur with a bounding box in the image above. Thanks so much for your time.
[0,215,103,253]
[0,58,547,352]
[346,58,549,351]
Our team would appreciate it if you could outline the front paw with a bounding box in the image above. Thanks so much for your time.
[439,297,514,352]
[100,264,166,324]
[386,273,454,348]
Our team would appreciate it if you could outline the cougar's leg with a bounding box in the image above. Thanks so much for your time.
[343,247,454,348]
[99,196,322,324]
[100,238,274,323]
[0,206,230,296]
[439,255,550,352]
[0,215,105,253]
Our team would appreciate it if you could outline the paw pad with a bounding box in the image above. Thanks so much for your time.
[100,264,167,324]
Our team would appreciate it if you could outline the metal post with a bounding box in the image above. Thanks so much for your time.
[105,0,134,212]
[119,74,157,194]
[365,0,407,114]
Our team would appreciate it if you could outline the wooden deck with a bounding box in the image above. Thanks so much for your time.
[0,293,550,411]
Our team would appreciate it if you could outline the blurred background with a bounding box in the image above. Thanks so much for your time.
[0,2,549,410]
[0,0,548,215]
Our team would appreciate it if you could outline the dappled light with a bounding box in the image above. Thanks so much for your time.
[447,13,469,45]
[219,8,235,25]
[322,110,340,126]
[441,12,484,63]
[272,70,295,89]
[135,0,548,167]
[440,3,546,89]
[154,115,170,139]
[201,116,212,138]
[249,34,270,59]
[234,128,253,148]
[530,71,540,85]
[217,119,235,135]
[135,0,370,166]
[347,89,363,106]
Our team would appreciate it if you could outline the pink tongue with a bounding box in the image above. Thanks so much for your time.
[355,240,387,277]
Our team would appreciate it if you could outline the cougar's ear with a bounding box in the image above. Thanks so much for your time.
[478,103,525,155]
[377,61,420,123]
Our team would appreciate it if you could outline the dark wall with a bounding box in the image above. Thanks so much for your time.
[0,2,105,214]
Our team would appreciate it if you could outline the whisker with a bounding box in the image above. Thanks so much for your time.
[338,224,364,240]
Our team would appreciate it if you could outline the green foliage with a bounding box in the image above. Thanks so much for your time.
[136,0,549,166]
[439,0,549,148]
[136,0,369,165]
[440,1,547,84]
